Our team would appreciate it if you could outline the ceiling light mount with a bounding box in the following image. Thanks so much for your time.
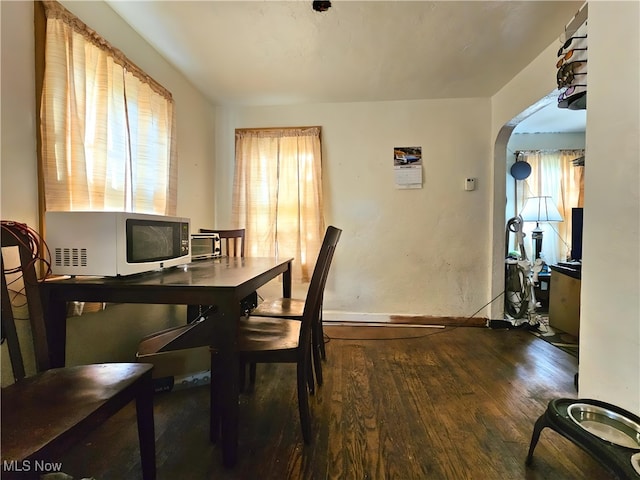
[312,1,331,12]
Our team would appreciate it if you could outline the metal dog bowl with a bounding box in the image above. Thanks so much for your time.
[632,452,640,475]
[568,403,640,450]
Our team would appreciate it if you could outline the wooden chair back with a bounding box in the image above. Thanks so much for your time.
[200,228,245,257]
[298,226,342,360]
[210,226,341,444]
[1,223,51,378]
[1,222,157,479]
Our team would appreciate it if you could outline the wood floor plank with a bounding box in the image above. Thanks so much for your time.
[54,326,614,479]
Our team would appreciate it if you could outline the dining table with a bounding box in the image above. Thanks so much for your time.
[40,256,293,467]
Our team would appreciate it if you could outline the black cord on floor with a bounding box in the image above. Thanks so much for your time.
[322,290,507,342]
[323,325,458,342]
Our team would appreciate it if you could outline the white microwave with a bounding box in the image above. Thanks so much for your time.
[46,211,191,276]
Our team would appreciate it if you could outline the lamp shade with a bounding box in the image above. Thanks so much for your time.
[520,196,563,223]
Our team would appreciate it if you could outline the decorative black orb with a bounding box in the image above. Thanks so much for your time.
[510,161,532,180]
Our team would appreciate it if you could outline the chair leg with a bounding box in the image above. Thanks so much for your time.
[311,331,323,387]
[239,361,257,391]
[239,361,247,393]
[305,337,315,395]
[210,354,220,443]
[135,374,157,480]
[318,310,327,360]
[525,413,549,465]
[249,362,256,386]
[307,351,315,395]
[296,361,312,444]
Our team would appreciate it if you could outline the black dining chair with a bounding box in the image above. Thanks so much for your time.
[187,228,253,323]
[250,226,340,389]
[139,228,258,389]
[1,221,156,480]
[197,228,256,314]
[209,226,342,444]
[199,228,245,257]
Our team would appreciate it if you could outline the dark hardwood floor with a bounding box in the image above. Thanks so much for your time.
[55,325,611,479]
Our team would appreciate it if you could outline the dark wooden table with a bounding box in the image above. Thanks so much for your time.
[40,256,293,467]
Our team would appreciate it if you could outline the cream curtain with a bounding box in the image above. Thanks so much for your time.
[39,1,177,215]
[516,150,584,263]
[233,127,324,282]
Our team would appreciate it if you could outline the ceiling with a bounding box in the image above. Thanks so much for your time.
[103,1,586,133]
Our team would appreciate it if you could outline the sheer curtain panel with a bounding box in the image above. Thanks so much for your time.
[233,127,324,282]
[39,1,177,215]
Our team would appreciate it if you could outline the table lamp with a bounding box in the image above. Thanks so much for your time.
[520,196,563,260]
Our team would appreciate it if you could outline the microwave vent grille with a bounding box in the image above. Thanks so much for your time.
[54,247,88,268]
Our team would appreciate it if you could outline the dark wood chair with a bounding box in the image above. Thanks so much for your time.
[209,226,342,445]
[250,226,340,387]
[198,228,259,390]
[187,228,247,324]
[1,222,156,480]
[185,228,247,329]
[199,228,245,257]
[147,228,252,386]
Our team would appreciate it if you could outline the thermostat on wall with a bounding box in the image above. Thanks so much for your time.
[465,178,476,191]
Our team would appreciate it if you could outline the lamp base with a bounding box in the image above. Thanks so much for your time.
[532,224,543,261]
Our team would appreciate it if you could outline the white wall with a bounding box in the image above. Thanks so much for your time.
[1,1,39,229]
[492,3,640,413]
[490,40,562,320]
[215,99,493,318]
[579,2,639,413]
[0,1,217,372]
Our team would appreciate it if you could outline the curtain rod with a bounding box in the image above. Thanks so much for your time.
[516,149,584,154]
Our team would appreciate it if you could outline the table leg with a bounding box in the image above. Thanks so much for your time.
[213,295,241,467]
[40,284,68,368]
[282,260,292,298]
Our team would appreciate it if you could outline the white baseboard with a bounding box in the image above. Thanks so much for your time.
[322,311,394,323]
[322,311,487,328]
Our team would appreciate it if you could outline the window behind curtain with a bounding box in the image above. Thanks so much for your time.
[233,127,324,282]
[37,1,177,216]
[516,150,584,264]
